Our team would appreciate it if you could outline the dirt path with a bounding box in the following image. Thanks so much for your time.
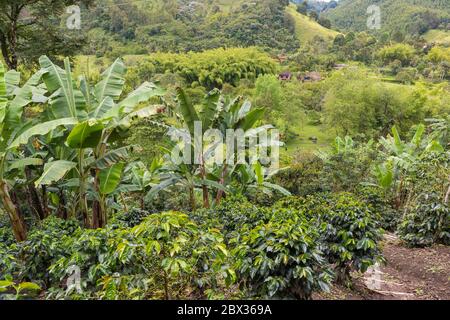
[315,234,450,300]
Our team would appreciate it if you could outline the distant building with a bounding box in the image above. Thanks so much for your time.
[298,72,322,82]
[279,71,292,81]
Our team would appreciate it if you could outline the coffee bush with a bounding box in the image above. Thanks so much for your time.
[399,193,450,247]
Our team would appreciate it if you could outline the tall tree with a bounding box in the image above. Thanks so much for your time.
[297,0,308,15]
[0,0,92,69]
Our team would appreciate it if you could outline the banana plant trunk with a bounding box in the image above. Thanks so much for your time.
[200,158,210,208]
[92,201,101,229]
[92,136,108,229]
[189,186,196,211]
[25,167,46,220]
[215,164,227,206]
[41,185,50,217]
[202,185,209,209]
[57,189,68,220]
[92,199,107,228]
[78,149,90,227]
[0,180,27,241]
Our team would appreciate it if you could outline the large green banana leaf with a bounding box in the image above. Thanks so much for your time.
[94,58,126,103]
[8,117,78,149]
[200,88,221,130]
[236,108,264,131]
[8,157,44,171]
[99,162,124,194]
[93,146,132,170]
[35,160,77,186]
[66,120,104,149]
[145,176,181,201]
[236,100,252,122]
[40,56,86,118]
[5,70,20,95]
[411,124,425,148]
[118,105,160,129]
[262,182,291,196]
[119,82,165,113]
[391,126,404,155]
[176,87,199,135]
[91,96,118,120]
[6,70,45,128]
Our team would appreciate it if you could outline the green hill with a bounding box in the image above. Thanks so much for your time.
[286,4,340,44]
[423,29,450,45]
[83,0,300,56]
[82,0,341,57]
[324,0,450,36]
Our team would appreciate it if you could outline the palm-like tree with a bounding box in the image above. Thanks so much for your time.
[147,88,289,209]
[376,125,445,209]
[7,56,165,229]
[0,62,45,240]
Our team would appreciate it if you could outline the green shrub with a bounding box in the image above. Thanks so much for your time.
[273,194,330,216]
[316,193,384,283]
[0,277,41,300]
[191,195,271,240]
[399,193,450,247]
[114,208,151,228]
[16,217,81,286]
[0,224,15,247]
[274,193,384,284]
[132,212,234,299]
[144,186,192,213]
[270,157,328,197]
[231,213,333,300]
[0,227,18,278]
[127,48,277,90]
[47,226,147,299]
[47,212,233,300]
[357,186,400,231]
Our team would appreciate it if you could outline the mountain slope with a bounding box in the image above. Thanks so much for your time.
[286,4,340,44]
[84,0,300,55]
[324,0,450,36]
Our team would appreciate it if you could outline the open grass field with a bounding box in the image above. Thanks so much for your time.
[423,29,450,45]
[284,123,334,155]
[286,4,340,44]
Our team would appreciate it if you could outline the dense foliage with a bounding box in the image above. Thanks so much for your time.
[126,48,277,90]
[0,0,94,69]
[399,193,450,247]
[0,194,385,300]
[325,0,450,36]
[1,0,449,302]
[83,0,299,56]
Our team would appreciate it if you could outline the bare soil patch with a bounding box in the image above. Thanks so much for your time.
[314,234,450,300]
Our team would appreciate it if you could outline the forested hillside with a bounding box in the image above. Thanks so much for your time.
[286,3,340,44]
[324,0,450,36]
[83,0,299,56]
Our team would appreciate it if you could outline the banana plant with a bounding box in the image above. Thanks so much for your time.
[116,158,164,210]
[145,147,204,211]
[376,124,445,208]
[427,117,450,147]
[147,88,285,209]
[230,162,291,198]
[9,56,166,228]
[378,125,444,177]
[0,62,46,241]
